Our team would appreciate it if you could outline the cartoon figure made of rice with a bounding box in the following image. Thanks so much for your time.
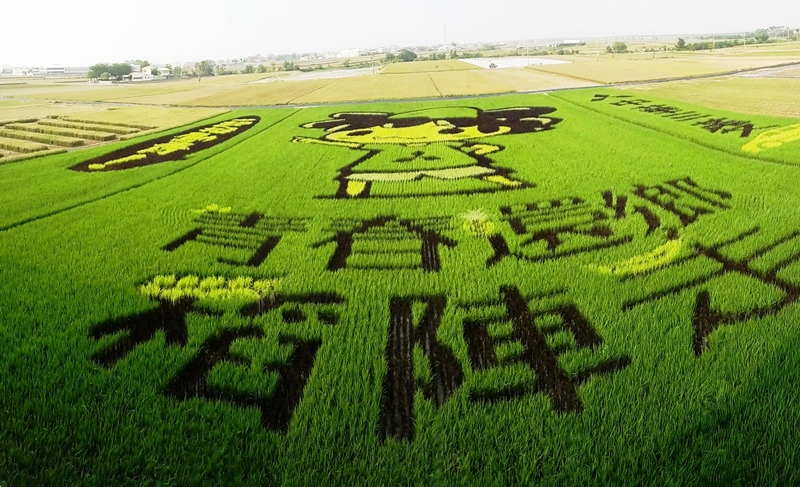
[293,106,562,198]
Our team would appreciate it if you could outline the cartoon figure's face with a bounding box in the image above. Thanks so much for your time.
[325,120,511,145]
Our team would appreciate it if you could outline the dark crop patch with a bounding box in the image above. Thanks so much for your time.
[70,116,260,172]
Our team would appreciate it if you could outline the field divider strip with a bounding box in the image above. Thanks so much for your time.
[550,92,800,169]
[0,110,300,233]
[526,67,604,84]
[286,79,337,105]
[428,74,444,98]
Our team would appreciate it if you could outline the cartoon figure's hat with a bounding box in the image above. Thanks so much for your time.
[386,107,480,122]
[302,106,562,134]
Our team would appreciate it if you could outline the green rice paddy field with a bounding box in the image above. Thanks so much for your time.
[3,88,800,484]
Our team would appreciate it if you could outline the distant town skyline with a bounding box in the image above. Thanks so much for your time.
[2,0,795,66]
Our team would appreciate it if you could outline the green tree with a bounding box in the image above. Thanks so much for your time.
[676,38,687,50]
[342,58,351,68]
[88,63,112,79]
[612,42,628,53]
[109,63,132,80]
[385,52,396,62]
[242,64,255,74]
[195,60,216,77]
[755,29,769,43]
[605,45,614,54]
[282,60,297,71]
[256,64,267,73]
[150,67,160,76]
[449,49,459,59]
[171,65,182,77]
[397,49,417,62]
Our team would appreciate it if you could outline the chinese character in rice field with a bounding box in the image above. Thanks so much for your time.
[379,296,463,442]
[378,288,629,442]
[489,177,731,272]
[162,205,309,268]
[462,286,630,411]
[621,227,800,355]
[487,196,634,267]
[313,216,456,272]
[293,107,561,198]
[89,275,344,432]
[164,330,322,432]
[591,94,757,137]
[632,177,731,227]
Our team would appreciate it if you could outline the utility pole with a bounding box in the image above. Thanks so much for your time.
[444,24,452,70]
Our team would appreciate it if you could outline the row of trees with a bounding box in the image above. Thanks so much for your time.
[676,30,774,51]
[88,61,163,80]
[384,49,418,63]
[87,63,133,80]
[87,59,302,80]
[385,46,586,63]
[199,59,300,76]
[384,48,490,63]
[606,42,628,54]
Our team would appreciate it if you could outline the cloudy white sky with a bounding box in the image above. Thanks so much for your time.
[1,0,795,66]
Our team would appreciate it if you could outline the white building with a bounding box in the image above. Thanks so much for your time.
[336,49,361,58]
[129,66,165,82]
[65,66,89,76]
[8,65,88,76]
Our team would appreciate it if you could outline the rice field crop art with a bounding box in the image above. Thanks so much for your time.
[292,106,560,198]
[5,90,800,485]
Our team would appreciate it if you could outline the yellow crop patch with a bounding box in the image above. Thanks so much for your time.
[742,123,800,154]
[590,239,682,277]
[346,180,367,197]
[485,175,523,187]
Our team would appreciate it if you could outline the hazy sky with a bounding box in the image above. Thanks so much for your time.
[1,0,795,66]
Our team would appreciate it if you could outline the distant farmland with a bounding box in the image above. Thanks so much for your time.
[2,46,798,107]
